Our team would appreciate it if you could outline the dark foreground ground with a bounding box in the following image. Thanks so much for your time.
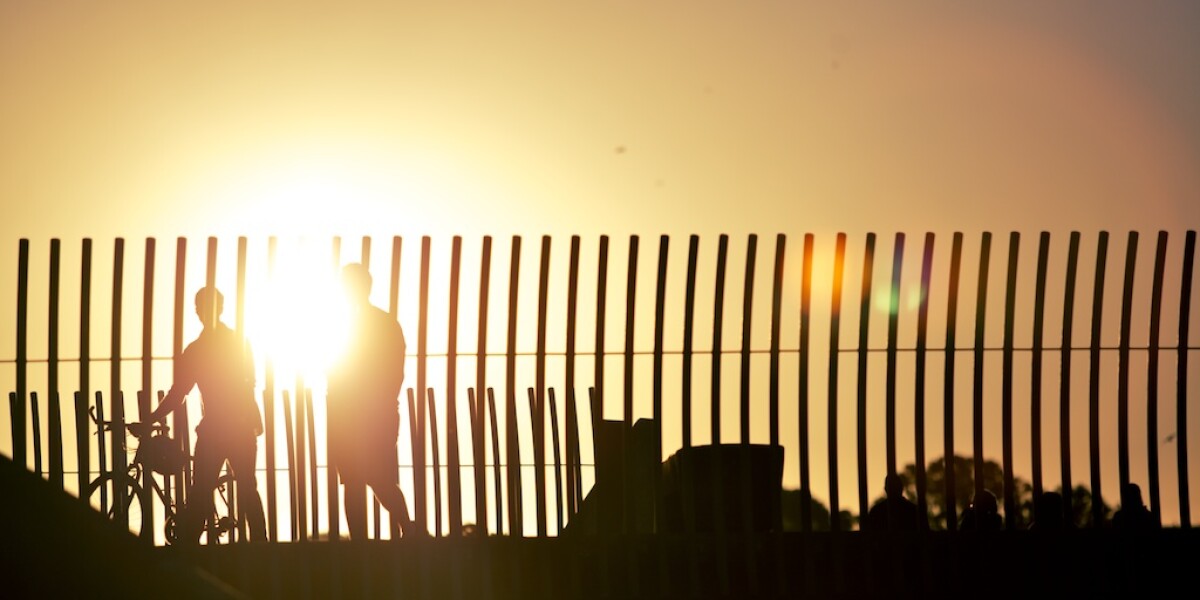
[173,530,1198,599]
[4,456,1198,598]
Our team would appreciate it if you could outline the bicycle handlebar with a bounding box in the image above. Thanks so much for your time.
[89,406,169,438]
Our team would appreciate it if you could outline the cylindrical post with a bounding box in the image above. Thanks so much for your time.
[740,234,758,445]
[48,240,63,488]
[943,233,964,530]
[682,236,699,449]
[914,233,934,528]
[798,234,815,531]
[263,238,276,541]
[827,233,847,531]
[594,236,609,428]
[885,233,904,475]
[1030,232,1050,498]
[652,235,669,532]
[769,235,785,448]
[565,236,580,514]
[1176,230,1195,527]
[427,389,442,537]
[535,236,551,537]
[505,237,522,534]
[1116,232,1139,488]
[623,236,639,427]
[1001,233,1019,529]
[1060,233,1082,522]
[971,232,993,504]
[487,388,503,532]
[110,239,127,524]
[447,236,463,536]
[1146,232,1168,523]
[416,237,431,531]
[712,234,729,444]
[475,237,492,532]
[139,237,156,538]
[1087,232,1109,527]
[76,238,94,498]
[549,388,564,534]
[15,239,29,468]
[856,233,876,522]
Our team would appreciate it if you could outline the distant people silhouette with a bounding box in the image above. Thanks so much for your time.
[958,490,1002,532]
[143,287,267,543]
[1028,491,1067,531]
[865,474,920,531]
[1112,483,1158,530]
[327,263,418,539]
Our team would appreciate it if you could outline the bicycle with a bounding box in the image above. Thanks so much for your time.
[86,406,239,544]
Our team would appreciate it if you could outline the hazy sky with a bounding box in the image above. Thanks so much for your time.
[2,0,1198,240]
[2,1,1199,533]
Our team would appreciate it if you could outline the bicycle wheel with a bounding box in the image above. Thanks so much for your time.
[85,473,150,536]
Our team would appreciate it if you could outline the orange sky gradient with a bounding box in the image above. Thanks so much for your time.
[2,1,1199,535]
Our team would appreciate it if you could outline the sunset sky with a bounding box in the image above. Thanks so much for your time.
[2,1,1199,535]
[2,1,1197,240]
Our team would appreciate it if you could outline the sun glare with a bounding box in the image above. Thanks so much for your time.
[244,241,353,389]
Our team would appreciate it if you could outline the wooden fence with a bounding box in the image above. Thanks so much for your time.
[3,231,1197,543]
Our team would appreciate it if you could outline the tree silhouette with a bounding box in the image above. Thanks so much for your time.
[898,455,1031,529]
[893,455,1112,529]
[781,489,855,531]
[1068,485,1112,528]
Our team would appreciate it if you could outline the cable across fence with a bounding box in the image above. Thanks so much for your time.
[3,231,1197,543]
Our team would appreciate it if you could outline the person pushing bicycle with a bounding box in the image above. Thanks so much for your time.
[141,286,268,543]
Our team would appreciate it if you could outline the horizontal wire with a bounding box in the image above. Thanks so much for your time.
[51,463,598,477]
[3,344,1198,365]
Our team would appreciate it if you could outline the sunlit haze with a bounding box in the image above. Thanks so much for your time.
[2,1,1199,539]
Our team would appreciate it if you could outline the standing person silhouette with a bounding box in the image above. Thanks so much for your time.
[143,287,267,543]
[865,474,920,531]
[327,263,418,539]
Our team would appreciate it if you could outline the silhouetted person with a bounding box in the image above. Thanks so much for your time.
[144,287,267,543]
[1028,491,1067,531]
[865,474,920,531]
[1112,483,1158,530]
[958,490,1002,532]
[327,263,418,539]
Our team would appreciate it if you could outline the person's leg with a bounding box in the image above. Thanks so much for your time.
[228,432,268,542]
[342,476,369,541]
[369,479,416,536]
[179,433,222,544]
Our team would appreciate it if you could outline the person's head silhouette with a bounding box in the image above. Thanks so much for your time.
[884,473,905,501]
[341,263,372,306]
[972,490,998,516]
[194,286,224,329]
[1120,483,1145,510]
